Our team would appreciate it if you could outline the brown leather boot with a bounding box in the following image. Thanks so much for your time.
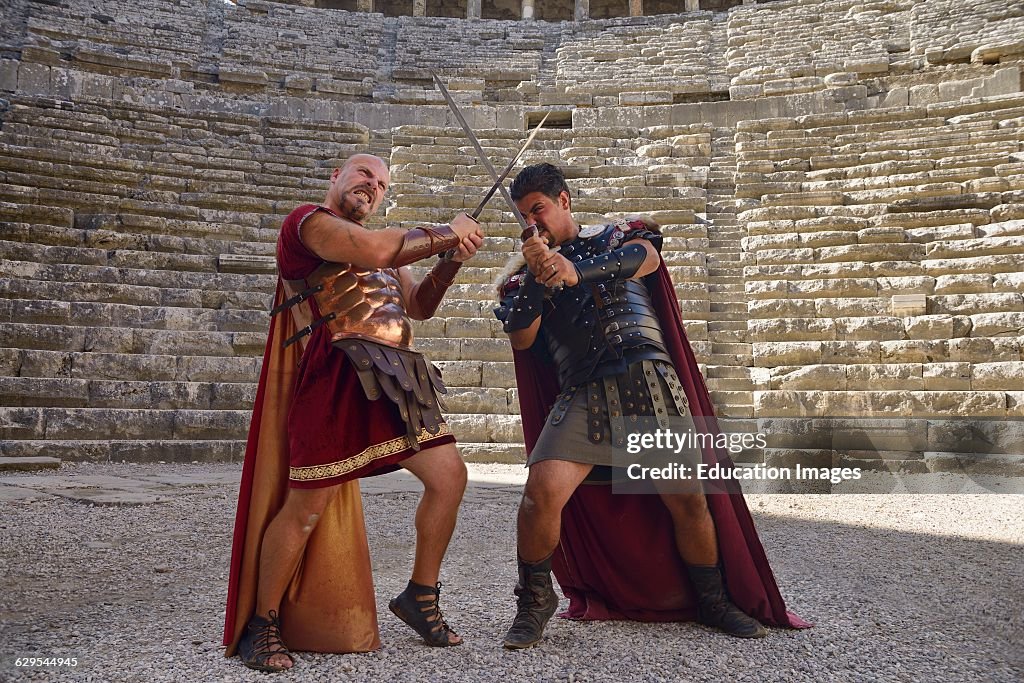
[687,564,768,638]
[502,555,559,649]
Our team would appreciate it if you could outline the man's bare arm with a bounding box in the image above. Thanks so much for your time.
[301,211,406,269]
[508,316,542,350]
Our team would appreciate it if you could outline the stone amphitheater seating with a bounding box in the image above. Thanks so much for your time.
[1,0,1022,473]
[545,15,730,107]
[735,94,1024,431]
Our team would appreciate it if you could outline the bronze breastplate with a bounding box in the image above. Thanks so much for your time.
[284,262,414,350]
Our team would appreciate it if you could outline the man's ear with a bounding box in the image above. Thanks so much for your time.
[560,190,571,210]
[330,167,341,182]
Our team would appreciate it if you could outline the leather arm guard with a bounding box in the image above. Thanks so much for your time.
[392,222,469,267]
[414,256,462,318]
[495,272,545,332]
[574,242,648,285]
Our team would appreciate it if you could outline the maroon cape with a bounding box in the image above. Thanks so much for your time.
[513,261,810,628]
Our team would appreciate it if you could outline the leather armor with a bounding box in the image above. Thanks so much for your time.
[496,221,670,389]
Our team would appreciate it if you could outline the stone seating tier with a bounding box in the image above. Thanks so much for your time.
[7,0,1022,110]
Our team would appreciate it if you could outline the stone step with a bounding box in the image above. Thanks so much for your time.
[459,442,526,464]
[710,302,747,314]
[716,404,754,418]
[6,349,262,383]
[0,323,266,357]
[0,376,256,410]
[705,377,755,391]
[707,311,749,323]
[708,267,744,278]
[712,342,752,354]
[0,456,61,472]
[712,290,745,303]
[708,353,754,367]
[706,366,751,379]
[1,277,270,312]
[2,259,275,294]
[709,390,753,406]
[708,320,747,332]
[1,299,269,333]
[0,438,246,463]
[0,406,250,441]
[708,283,744,293]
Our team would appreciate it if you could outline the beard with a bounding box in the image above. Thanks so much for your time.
[339,190,374,222]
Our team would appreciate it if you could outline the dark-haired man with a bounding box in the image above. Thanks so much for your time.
[494,163,807,649]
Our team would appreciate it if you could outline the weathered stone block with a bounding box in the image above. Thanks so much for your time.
[771,365,846,391]
[971,361,1024,391]
[880,340,948,364]
[17,62,50,96]
[923,363,972,391]
[847,364,923,391]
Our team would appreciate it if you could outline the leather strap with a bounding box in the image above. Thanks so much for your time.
[392,224,463,268]
[586,380,604,444]
[656,362,691,417]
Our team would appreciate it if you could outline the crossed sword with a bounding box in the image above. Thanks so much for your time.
[431,72,558,271]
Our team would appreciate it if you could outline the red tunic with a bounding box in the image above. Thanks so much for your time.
[278,204,455,488]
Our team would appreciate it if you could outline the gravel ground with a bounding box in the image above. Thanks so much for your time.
[0,462,1021,683]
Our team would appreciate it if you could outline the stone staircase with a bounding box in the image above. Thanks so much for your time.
[704,128,754,420]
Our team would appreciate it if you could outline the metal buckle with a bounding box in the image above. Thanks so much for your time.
[270,283,323,316]
[282,312,336,348]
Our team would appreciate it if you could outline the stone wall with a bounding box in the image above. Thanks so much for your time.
[0,0,1021,474]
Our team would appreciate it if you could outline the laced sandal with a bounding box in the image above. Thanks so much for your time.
[238,610,296,673]
[388,580,463,647]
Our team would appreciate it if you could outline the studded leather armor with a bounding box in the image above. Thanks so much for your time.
[496,220,671,390]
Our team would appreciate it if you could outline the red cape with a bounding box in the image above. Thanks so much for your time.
[512,261,810,628]
[223,282,380,656]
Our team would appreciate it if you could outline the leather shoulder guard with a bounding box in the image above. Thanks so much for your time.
[604,218,663,253]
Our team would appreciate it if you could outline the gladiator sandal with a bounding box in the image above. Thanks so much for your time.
[238,610,295,673]
[686,565,768,639]
[389,580,462,647]
[502,555,559,650]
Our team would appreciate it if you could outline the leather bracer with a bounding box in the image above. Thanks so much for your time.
[574,242,648,285]
[392,223,465,268]
[414,257,462,318]
[498,272,545,332]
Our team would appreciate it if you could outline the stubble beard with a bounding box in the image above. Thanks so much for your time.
[339,190,372,223]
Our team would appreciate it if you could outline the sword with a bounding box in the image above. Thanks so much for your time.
[431,71,532,233]
[470,111,549,219]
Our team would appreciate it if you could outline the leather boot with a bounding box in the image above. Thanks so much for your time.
[502,555,559,649]
[687,564,768,638]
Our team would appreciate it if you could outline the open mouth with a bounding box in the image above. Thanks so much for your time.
[353,189,373,203]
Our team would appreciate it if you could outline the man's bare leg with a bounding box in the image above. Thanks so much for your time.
[655,481,767,638]
[504,459,592,649]
[399,442,468,586]
[517,459,593,561]
[391,441,467,645]
[251,484,342,669]
[655,484,718,566]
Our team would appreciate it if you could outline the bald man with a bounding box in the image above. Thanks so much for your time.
[226,154,484,672]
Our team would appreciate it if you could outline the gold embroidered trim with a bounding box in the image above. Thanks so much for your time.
[289,423,452,482]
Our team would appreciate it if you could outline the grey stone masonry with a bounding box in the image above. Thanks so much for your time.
[0,0,1022,471]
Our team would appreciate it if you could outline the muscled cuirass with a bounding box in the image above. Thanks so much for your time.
[537,226,671,388]
[284,262,414,349]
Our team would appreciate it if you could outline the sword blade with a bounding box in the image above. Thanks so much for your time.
[430,71,531,232]
[471,111,550,219]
